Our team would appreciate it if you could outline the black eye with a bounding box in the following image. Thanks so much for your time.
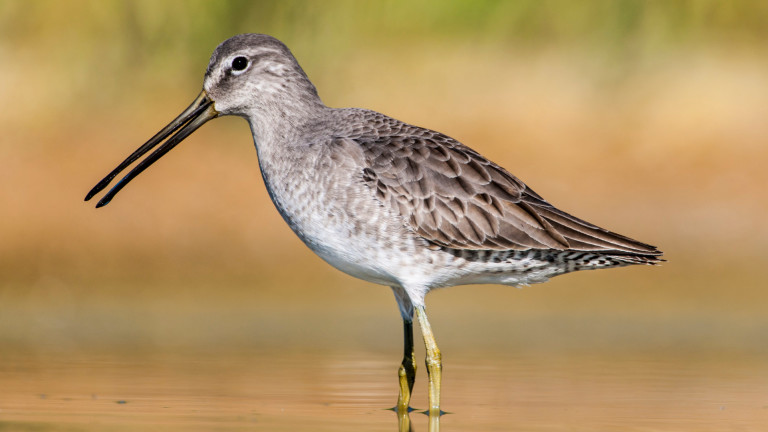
[232,56,249,71]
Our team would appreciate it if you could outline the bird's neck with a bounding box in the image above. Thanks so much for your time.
[245,99,329,153]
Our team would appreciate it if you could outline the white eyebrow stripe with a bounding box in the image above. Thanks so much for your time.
[247,47,284,58]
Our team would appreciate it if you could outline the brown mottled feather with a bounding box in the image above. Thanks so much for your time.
[353,119,661,258]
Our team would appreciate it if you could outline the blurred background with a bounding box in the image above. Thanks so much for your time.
[1,1,767,430]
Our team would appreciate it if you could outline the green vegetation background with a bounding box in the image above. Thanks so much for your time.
[1,0,766,354]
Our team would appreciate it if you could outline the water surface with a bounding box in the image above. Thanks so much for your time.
[2,349,765,431]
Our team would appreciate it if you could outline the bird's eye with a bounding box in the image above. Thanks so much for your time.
[231,56,249,72]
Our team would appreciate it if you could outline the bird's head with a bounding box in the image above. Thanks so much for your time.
[203,34,321,117]
[84,34,319,208]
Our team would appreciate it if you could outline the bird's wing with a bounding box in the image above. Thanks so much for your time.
[354,131,659,254]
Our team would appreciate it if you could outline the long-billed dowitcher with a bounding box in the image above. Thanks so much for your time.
[85,34,662,414]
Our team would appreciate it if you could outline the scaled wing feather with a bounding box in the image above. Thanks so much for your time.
[356,129,660,256]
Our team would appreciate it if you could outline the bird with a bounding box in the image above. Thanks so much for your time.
[85,34,662,415]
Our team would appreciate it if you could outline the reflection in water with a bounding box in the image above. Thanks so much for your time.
[395,408,414,432]
[1,349,767,431]
[392,407,440,432]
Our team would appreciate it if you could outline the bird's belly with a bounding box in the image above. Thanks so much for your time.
[283,210,406,286]
[310,239,399,286]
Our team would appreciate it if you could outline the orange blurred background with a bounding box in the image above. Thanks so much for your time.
[1,0,767,356]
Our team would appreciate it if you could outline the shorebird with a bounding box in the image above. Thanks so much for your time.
[85,34,662,414]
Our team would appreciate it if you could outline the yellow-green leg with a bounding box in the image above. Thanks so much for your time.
[415,305,442,415]
[397,318,417,412]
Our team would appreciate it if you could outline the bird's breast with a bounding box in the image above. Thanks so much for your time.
[255,145,407,286]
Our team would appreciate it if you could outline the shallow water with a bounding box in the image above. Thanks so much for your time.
[2,349,766,431]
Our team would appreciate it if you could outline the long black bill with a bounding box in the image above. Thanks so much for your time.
[85,90,219,208]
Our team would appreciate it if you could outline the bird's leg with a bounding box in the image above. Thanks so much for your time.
[415,305,442,415]
[391,286,416,412]
[397,318,417,412]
